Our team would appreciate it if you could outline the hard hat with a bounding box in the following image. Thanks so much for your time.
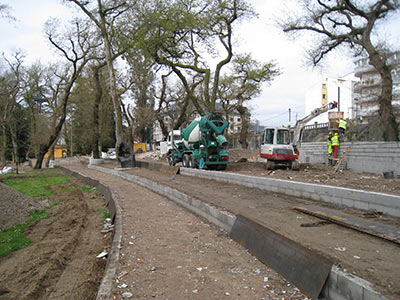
[343,117,346,120]
[329,132,332,135]
[334,132,338,136]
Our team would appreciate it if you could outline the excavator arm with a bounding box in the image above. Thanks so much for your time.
[292,101,338,148]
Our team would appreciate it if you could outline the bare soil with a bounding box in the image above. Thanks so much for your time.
[2,148,399,299]
[131,149,400,299]
[57,160,308,300]
[0,169,110,300]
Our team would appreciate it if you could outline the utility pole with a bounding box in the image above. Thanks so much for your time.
[288,108,291,126]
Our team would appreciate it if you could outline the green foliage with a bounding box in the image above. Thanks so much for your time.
[0,209,51,257]
[3,169,70,197]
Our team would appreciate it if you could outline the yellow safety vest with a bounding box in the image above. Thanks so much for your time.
[339,119,347,130]
[327,136,332,152]
[331,135,340,146]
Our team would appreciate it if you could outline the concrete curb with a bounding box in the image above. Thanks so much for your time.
[54,166,123,300]
[180,168,400,218]
[88,165,387,300]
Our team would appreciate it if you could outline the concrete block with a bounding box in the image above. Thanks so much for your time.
[363,286,388,300]
[337,272,364,300]
[342,198,355,208]
[354,200,369,211]
[310,192,322,201]
[300,191,312,199]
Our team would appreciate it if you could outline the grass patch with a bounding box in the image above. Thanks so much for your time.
[60,187,75,193]
[1,169,68,256]
[77,185,97,193]
[3,169,70,197]
[0,209,51,257]
[92,208,110,221]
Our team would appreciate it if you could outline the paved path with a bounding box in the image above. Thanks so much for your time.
[59,160,306,300]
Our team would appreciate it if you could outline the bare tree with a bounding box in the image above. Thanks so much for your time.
[281,0,400,141]
[135,0,256,115]
[0,52,24,172]
[0,3,15,21]
[68,0,132,156]
[34,19,100,168]
[218,54,280,148]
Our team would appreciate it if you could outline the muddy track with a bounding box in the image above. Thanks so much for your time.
[0,178,108,300]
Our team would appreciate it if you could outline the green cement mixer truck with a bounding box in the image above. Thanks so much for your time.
[166,112,229,170]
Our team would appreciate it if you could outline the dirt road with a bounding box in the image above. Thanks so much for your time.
[57,160,308,300]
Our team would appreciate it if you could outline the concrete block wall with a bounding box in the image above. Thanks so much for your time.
[299,142,400,175]
[180,168,400,217]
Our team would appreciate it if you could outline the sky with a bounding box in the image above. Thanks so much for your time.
[1,0,399,126]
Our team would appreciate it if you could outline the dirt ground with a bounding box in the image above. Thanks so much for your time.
[130,149,400,299]
[0,169,110,300]
[1,148,399,299]
[56,159,308,300]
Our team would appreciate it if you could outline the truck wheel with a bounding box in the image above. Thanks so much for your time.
[167,155,174,166]
[182,154,189,167]
[188,155,194,168]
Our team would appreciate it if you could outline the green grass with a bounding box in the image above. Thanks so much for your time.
[3,169,71,197]
[77,185,97,193]
[0,209,51,257]
[60,187,75,193]
[92,208,111,221]
[1,169,68,256]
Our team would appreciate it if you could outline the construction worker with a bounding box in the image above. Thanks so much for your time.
[327,132,333,165]
[331,132,340,159]
[339,117,347,137]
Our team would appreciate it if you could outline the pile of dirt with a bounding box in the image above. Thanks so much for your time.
[0,182,45,231]
[0,173,109,300]
[227,148,259,162]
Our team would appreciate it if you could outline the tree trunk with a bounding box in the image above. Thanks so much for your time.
[364,37,399,141]
[237,105,249,149]
[34,71,80,169]
[377,71,398,141]
[0,125,6,167]
[9,123,19,174]
[91,65,102,159]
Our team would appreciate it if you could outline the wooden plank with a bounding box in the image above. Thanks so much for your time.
[230,215,332,300]
[294,205,400,245]
[333,146,351,172]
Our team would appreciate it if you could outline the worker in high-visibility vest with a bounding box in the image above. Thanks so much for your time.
[331,132,340,158]
[327,132,333,165]
[339,117,347,137]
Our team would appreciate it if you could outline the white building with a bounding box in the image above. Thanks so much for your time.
[353,52,400,123]
[304,74,358,125]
